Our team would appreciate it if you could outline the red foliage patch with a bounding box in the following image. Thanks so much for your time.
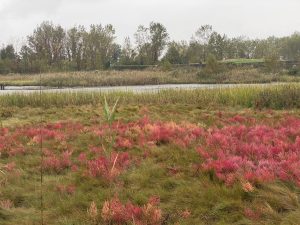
[197,116,300,186]
[56,184,76,195]
[43,150,73,173]
[91,116,204,149]
[87,152,130,181]
[101,196,162,225]
[2,115,300,189]
[0,121,83,157]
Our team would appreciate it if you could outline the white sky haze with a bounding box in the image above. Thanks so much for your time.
[0,0,299,46]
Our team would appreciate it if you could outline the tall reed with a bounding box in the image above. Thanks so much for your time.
[0,84,299,109]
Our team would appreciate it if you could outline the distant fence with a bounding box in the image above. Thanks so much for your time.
[110,65,157,70]
[110,63,205,70]
[281,60,300,68]
[110,60,300,70]
[222,60,300,68]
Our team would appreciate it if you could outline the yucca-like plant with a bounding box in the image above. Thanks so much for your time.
[103,97,119,126]
[102,97,119,153]
[102,97,121,181]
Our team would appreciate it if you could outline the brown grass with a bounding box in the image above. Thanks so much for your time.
[0,68,299,87]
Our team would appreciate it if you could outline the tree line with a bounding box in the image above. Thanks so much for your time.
[0,21,300,74]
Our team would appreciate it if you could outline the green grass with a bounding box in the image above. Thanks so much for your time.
[1,83,300,109]
[0,104,300,224]
[0,84,300,224]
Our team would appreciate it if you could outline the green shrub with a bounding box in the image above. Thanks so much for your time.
[288,65,300,76]
[264,54,280,73]
[160,60,172,71]
[200,54,226,77]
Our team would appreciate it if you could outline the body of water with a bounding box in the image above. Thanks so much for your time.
[0,83,281,95]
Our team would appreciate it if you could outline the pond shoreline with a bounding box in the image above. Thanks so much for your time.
[0,82,285,95]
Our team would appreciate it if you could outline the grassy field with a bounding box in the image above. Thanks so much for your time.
[0,68,300,87]
[0,85,300,224]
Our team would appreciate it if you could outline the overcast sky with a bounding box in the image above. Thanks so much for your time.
[0,0,300,48]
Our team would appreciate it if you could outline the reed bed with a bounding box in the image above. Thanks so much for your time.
[1,83,299,109]
[0,70,198,87]
[1,69,299,87]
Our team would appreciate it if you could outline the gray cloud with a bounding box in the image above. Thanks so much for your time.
[0,0,300,46]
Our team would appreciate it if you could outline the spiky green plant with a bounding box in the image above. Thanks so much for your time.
[101,97,120,176]
[103,97,119,126]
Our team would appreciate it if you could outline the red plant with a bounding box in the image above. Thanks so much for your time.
[197,116,300,186]
[115,137,133,149]
[56,184,76,195]
[43,150,73,173]
[78,152,87,165]
[71,165,79,172]
[87,152,130,181]
[3,162,16,172]
[91,117,204,150]
[0,128,22,157]
[25,128,65,143]
[0,199,14,209]
[180,209,191,219]
[244,208,261,220]
[101,196,162,225]
[18,121,84,144]
[2,115,300,191]
[89,146,103,155]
